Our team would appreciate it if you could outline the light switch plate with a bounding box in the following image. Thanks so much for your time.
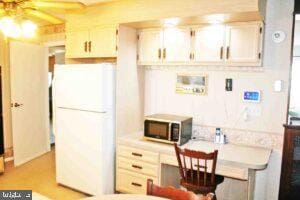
[274,80,283,92]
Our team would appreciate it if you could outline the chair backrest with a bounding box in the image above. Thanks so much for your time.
[174,143,218,187]
[146,179,214,200]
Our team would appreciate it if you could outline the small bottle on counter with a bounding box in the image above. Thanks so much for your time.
[215,128,221,144]
[220,133,227,144]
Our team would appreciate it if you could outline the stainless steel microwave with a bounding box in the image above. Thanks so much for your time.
[144,114,192,145]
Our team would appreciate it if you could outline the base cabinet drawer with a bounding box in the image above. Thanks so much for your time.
[117,157,158,177]
[117,145,159,164]
[116,169,158,194]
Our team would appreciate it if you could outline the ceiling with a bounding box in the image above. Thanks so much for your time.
[78,0,118,5]
[0,0,119,26]
[51,0,118,6]
[41,0,119,25]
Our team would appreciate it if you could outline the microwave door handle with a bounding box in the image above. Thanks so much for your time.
[168,123,172,140]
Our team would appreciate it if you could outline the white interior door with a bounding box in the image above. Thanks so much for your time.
[10,41,50,166]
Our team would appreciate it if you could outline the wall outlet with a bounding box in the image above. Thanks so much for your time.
[243,105,262,117]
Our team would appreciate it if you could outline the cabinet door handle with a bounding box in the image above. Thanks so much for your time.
[131,182,142,187]
[163,48,166,59]
[84,41,87,52]
[158,49,161,59]
[132,164,143,169]
[220,47,223,60]
[14,103,23,108]
[88,41,92,52]
[132,152,142,157]
[226,46,230,59]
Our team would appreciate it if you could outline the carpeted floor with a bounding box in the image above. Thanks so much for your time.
[0,147,88,200]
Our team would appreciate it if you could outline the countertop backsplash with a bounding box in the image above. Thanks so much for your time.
[192,124,283,150]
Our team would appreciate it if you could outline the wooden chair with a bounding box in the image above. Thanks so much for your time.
[147,179,214,200]
[174,144,224,199]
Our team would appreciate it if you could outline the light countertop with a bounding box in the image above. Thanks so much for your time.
[117,132,272,170]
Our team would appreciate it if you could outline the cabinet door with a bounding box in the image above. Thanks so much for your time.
[194,25,225,63]
[225,22,263,66]
[89,27,117,57]
[138,29,163,65]
[163,28,191,63]
[65,30,89,58]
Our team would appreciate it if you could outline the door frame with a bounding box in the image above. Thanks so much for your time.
[44,40,65,146]
[286,9,298,124]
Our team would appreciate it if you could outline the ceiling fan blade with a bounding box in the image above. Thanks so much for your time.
[24,9,64,24]
[0,8,5,16]
[25,1,84,9]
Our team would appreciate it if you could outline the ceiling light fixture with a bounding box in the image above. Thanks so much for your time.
[0,16,37,39]
[163,18,180,28]
[205,14,225,25]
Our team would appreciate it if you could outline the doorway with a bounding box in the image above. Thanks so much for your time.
[48,46,65,145]
[288,15,300,125]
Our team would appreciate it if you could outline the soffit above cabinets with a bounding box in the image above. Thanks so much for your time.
[124,12,263,29]
[66,0,266,30]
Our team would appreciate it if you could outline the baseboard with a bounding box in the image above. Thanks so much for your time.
[4,147,13,158]
[4,157,14,162]
[14,150,48,166]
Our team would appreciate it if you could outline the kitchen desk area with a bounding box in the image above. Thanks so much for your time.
[116,132,272,200]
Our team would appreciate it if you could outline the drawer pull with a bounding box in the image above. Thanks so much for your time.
[132,152,143,157]
[132,164,143,169]
[131,182,142,187]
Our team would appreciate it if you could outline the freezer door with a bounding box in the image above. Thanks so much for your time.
[54,64,113,112]
[55,108,105,195]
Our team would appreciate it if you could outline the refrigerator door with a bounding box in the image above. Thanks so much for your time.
[55,108,104,195]
[54,64,112,112]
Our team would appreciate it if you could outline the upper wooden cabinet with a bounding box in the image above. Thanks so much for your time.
[138,28,192,65]
[65,26,117,58]
[163,28,192,63]
[66,30,90,58]
[138,29,163,65]
[225,22,263,66]
[193,25,226,64]
[137,21,264,67]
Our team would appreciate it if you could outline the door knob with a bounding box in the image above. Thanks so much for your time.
[14,103,23,107]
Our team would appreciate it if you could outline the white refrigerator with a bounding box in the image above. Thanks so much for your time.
[53,64,115,195]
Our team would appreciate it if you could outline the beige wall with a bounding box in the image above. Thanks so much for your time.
[144,0,294,199]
